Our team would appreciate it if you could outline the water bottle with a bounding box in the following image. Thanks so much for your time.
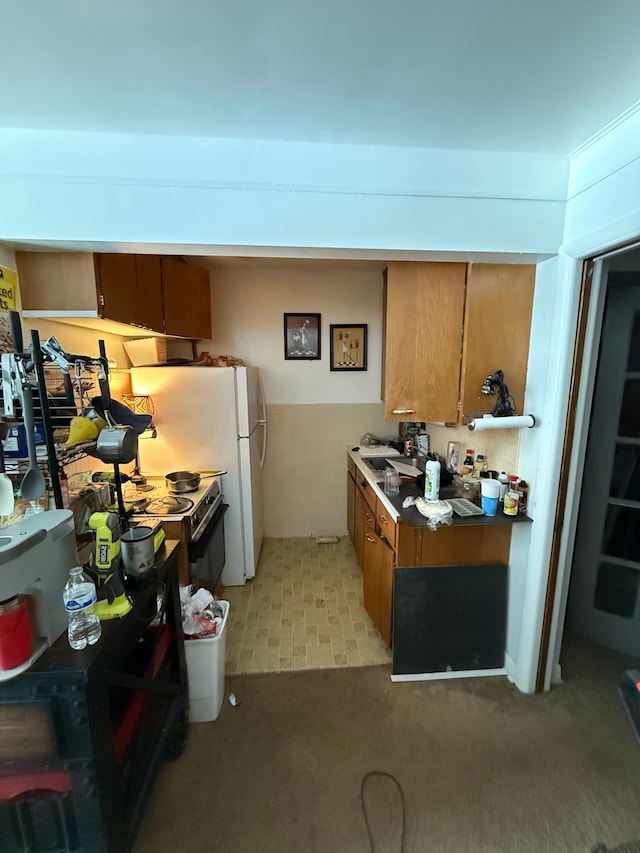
[63,567,101,650]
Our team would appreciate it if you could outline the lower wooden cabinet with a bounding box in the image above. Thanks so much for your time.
[363,527,394,646]
[347,454,514,651]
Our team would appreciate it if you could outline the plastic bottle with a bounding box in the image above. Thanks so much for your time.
[498,472,509,503]
[63,567,101,650]
[424,459,441,502]
[463,449,474,476]
[473,454,487,479]
[503,476,520,517]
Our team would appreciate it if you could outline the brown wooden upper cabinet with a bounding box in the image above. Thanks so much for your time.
[15,251,211,339]
[382,261,535,423]
[161,257,211,339]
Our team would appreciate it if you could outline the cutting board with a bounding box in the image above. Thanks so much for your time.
[389,459,421,478]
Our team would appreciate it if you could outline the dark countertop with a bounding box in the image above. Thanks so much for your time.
[386,481,532,529]
[348,448,532,529]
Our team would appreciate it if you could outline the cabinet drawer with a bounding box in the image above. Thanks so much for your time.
[356,477,377,514]
[376,499,397,550]
[347,457,357,480]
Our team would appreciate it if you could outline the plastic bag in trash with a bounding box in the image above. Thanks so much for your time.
[180,585,225,637]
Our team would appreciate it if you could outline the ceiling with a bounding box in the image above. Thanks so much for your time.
[3,1,640,156]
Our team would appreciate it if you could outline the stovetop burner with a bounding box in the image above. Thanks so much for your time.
[144,495,195,515]
[124,474,223,542]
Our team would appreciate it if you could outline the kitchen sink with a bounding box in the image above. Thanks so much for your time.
[365,456,425,475]
[366,458,393,471]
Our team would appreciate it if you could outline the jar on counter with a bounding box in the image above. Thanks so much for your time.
[473,454,487,479]
[503,476,520,517]
[454,475,480,505]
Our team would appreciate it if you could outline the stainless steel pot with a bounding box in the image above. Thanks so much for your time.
[165,470,225,494]
[95,416,139,464]
[165,470,201,494]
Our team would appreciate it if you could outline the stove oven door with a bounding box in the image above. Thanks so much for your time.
[188,503,228,591]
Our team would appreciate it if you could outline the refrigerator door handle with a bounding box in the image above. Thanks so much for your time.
[258,374,267,469]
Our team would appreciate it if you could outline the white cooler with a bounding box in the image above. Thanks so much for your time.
[184,600,229,722]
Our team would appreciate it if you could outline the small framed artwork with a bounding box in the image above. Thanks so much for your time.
[284,313,321,360]
[330,324,367,371]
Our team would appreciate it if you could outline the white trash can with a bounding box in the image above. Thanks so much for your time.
[183,600,229,722]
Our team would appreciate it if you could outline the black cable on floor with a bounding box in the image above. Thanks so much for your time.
[361,771,406,853]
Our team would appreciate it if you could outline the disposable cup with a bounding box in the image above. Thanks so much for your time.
[481,479,500,516]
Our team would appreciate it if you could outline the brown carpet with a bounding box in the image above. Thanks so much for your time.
[133,635,640,853]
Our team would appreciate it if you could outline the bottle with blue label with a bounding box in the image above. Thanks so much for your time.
[63,567,101,650]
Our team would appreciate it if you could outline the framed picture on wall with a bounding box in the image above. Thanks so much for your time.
[284,313,321,360]
[330,324,367,371]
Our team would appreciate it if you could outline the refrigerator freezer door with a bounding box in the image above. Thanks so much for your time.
[130,366,238,473]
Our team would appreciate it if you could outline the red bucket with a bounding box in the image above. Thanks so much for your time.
[0,595,33,670]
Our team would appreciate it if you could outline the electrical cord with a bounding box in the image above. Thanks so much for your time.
[482,370,516,417]
[361,771,406,853]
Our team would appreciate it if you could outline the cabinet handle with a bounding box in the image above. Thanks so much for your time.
[392,408,414,415]
[378,515,387,525]
[365,534,374,542]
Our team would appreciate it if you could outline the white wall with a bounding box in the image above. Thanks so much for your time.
[543,105,640,690]
[563,104,640,256]
[0,129,567,257]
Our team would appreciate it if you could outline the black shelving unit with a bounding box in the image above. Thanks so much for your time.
[0,542,188,853]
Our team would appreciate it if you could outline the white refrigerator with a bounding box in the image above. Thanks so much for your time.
[130,365,266,586]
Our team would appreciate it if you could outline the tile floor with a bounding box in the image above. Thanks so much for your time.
[223,537,392,674]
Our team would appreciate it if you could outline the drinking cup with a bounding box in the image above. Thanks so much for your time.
[480,479,500,516]
[384,468,400,496]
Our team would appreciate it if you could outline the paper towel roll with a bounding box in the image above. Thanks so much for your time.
[468,414,536,432]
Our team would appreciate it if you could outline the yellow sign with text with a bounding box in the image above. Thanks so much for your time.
[0,265,19,311]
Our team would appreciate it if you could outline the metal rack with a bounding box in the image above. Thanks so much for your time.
[1,317,118,512]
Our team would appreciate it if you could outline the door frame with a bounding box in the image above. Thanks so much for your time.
[538,242,640,691]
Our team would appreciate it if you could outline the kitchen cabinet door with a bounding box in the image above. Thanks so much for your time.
[353,485,366,569]
[162,257,212,339]
[383,262,467,423]
[347,472,356,547]
[17,251,165,333]
[459,263,536,420]
[363,527,394,646]
[16,251,98,312]
[133,254,165,332]
[95,253,139,325]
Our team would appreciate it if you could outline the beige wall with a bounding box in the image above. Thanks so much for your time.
[265,403,389,537]
[203,262,390,537]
